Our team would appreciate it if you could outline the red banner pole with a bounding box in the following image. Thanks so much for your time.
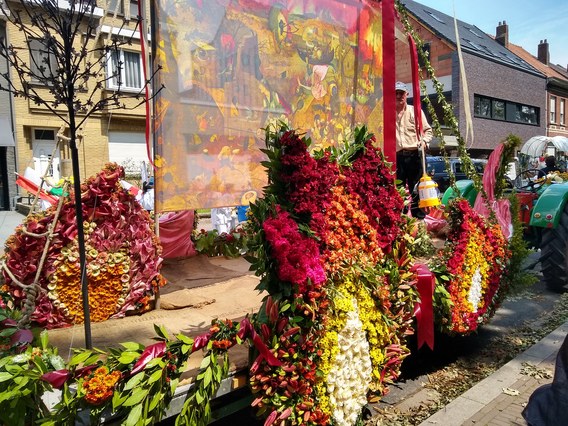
[382,0,396,165]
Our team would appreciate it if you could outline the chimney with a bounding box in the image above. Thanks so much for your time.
[495,20,509,47]
[538,39,550,65]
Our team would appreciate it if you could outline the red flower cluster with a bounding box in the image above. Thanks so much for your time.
[343,136,404,251]
[1,163,164,328]
[278,131,338,229]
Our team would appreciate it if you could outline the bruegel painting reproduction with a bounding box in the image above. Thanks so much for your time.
[153,0,384,212]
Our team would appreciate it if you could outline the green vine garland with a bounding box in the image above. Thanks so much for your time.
[395,0,486,199]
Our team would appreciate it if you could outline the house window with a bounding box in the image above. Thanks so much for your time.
[107,49,143,90]
[129,0,139,18]
[29,38,56,81]
[474,94,539,126]
[107,0,124,14]
[550,96,557,123]
[105,0,138,19]
[473,96,490,117]
[560,99,565,125]
[492,100,505,120]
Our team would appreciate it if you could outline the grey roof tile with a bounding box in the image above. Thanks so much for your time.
[401,0,543,76]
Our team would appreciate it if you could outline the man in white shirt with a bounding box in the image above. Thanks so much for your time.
[395,81,433,212]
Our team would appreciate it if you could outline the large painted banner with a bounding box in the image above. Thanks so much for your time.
[153,0,384,211]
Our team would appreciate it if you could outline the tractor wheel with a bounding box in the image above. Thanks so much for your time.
[540,205,568,292]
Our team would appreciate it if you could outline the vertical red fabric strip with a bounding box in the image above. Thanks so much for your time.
[411,263,435,350]
[382,0,396,164]
[408,35,423,138]
[137,0,155,169]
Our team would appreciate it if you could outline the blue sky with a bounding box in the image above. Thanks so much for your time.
[415,0,568,68]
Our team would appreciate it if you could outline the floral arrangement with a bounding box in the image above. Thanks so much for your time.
[245,123,418,425]
[0,318,273,426]
[431,199,510,334]
[0,163,165,328]
[192,227,249,258]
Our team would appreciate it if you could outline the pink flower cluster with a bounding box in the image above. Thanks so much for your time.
[263,209,326,293]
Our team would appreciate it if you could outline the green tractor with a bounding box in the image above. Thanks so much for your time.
[441,169,568,292]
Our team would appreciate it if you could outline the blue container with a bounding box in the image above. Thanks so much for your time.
[237,205,249,222]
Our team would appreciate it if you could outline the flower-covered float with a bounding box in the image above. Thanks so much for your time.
[0,125,518,426]
[1,163,165,328]
[244,123,420,424]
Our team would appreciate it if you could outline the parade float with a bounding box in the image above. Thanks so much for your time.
[0,0,523,424]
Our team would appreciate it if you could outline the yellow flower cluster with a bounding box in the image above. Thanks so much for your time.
[340,278,389,385]
[460,228,491,313]
[316,293,351,417]
[316,276,390,411]
[47,222,131,323]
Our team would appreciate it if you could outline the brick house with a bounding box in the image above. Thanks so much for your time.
[398,0,547,157]
[0,0,150,211]
[505,34,568,140]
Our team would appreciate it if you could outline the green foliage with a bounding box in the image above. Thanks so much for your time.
[494,135,522,200]
[407,220,436,259]
[0,319,243,425]
[176,350,230,426]
[502,195,538,294]
[0,292,23,351]
[320,125,373,166]
[193,228,249,258]
[0,330,65,426]
[426,259,454,332]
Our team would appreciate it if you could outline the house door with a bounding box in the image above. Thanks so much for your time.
[32,128,60,181]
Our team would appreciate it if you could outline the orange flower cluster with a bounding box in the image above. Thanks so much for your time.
[48,241,131,323]
[320,183,383,274]
[209,319,238,350]
[82,366,121,405]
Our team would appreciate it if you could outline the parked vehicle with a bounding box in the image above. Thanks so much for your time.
[424,156,487,194]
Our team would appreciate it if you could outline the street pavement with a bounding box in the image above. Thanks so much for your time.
[1,209,566,424]
[419,320,566,425]
[0,209,24,248]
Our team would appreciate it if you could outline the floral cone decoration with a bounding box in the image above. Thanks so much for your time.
[1,163,164,328]
[246,123,419,425]
[431,199,510,334]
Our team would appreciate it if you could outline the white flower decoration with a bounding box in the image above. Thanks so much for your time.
[327,299,372,426]
[468,267,482,313]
